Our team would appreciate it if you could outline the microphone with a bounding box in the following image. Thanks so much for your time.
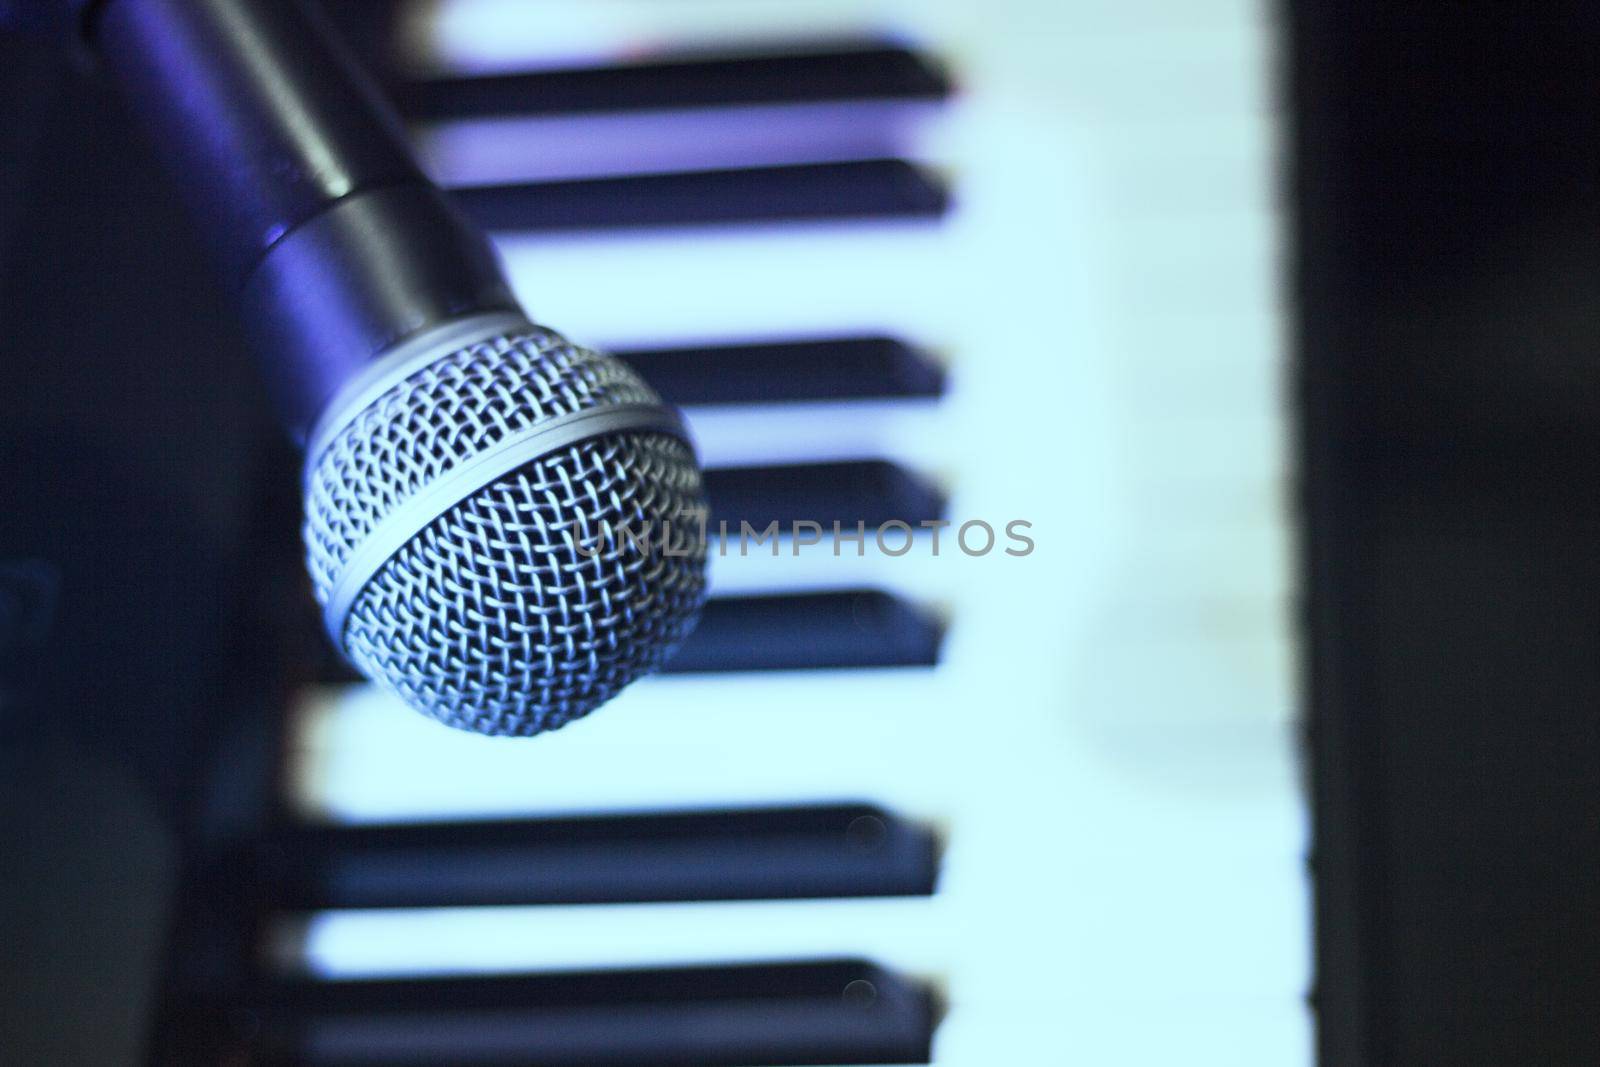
[77,0,708,736]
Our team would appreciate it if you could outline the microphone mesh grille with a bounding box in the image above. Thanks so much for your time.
[304,326,707,736]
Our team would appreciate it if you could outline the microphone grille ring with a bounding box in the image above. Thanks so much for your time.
[303,322,708,736]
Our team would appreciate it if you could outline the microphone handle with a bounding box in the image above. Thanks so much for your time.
[83,0,522,438]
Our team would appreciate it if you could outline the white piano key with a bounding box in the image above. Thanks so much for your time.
[293,593,1299,823]
[277,833,1306,997]
[400,1,1268,79]
[494,218,960,349]
[279,896,950,977]
[803,1000,1309,1067]
[398,0,927,76]
[942,1001,1311,1067]
[415,57,1274,207]
[686,398,946,471]
[291,670,958,823]
[494,196,1277,355]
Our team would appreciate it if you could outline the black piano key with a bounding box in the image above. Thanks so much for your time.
[264,804,937,910]
[452,159,949,232]
[705,461,945,532]
[666,591,943,673]
[620,335,945,406]
[253,960,936,1066]
[390,47,952,122]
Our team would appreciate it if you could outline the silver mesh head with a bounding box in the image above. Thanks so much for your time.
[304,320,707,736]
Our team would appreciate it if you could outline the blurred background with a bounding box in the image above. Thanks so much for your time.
[0,1,1595,1065]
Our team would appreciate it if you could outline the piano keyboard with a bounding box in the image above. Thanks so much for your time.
[271,1,1309,1063]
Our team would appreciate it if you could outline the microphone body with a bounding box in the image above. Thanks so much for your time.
[93,0,516,438]
[81,0,708,735]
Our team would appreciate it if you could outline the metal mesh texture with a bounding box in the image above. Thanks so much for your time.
[303,325,707,736]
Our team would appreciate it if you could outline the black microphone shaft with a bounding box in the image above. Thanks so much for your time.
[86,0,520,436]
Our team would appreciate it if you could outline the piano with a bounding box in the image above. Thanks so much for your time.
[35,0,1586,1063]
